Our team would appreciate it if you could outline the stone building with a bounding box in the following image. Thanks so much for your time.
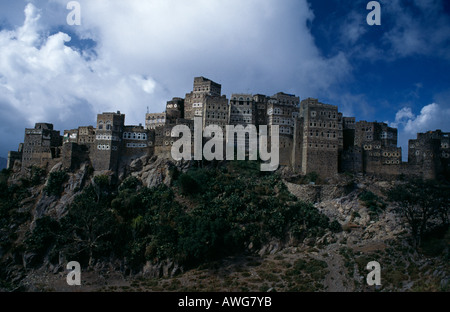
[355,121,397,148]
[63,129,79,144]
[267,93,300,167]
[145,97,185,131]
[298,98,342,178]
[120,125,154,167]
[146,113,166,130]
[408,130,450,180]
[166,97,185,124]
[340,146,363,173]
[253,94,268,126]
[342,117,356,150]
[7,144,23,170]
[92,112,125,172]
[362,142,402,176]
[184,77,222,120]
[7,76,449,182]
[229,94,256,126]
[78,126,96,147]
[350,121,402,177]
[21,123,62,170]
[203,95,229,131]
[228,94,256,154]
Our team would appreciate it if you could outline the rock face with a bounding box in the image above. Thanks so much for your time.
[5,158,448,292]
[31,163,90,228]
[123,155,193,189]
[142,260,183,278]
[284,181,354,204]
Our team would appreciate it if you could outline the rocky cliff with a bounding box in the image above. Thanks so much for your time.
[0,159,448,292]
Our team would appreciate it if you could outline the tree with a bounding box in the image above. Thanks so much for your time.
[92,175,111,203]
[61,186,118,268]
[387,179,449,247]
[44,171,68,197]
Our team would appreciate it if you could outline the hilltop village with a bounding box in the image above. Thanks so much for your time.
[7,77,450,180]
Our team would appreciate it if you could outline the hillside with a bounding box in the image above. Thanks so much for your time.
[0,156,448,292]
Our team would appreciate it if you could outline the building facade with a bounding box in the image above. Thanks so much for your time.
[21,123,62,170]
[7,76,449,181]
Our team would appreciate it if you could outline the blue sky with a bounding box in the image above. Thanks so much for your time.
[0,0,449,160]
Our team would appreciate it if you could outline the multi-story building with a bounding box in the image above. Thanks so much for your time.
[229,94,256,126]
[267,93,300,166]
[203,95,229,131]
[78,126,96,147]
[355,121,397,148]
[7,144,23,170]
[299,98,342,177]
[350,121,402,176]
[120,125,154,166]
[21,123,62,170]
[184,77,222,120]
[166,97,185,124]
[228,94,258,156]
[93,112,125,172]
[146,113,167,130]
[408,130,450,179]
[253,94,269,126]
[7,76,449,181]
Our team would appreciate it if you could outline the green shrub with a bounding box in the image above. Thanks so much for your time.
[30,166,46,186]
[119,176,141,192]
[178,173,200,195]
[44,171,68,197]
[25,216,60,259]
[359,191,386,220]
[329,220,343,233]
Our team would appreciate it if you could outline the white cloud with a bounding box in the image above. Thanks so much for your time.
[393,103,450,134]
[0,0,354,157]
[53,0,352,96]
[391,103,450,159]
[0,3,158,155]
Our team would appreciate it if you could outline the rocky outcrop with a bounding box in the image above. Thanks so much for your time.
[284,180,354,204]
[123,155,193,189]
[142,260,183,278]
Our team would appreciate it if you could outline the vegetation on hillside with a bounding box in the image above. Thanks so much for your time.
[387,178,450,248]
[1,162,339,284]
[1,164,449,292]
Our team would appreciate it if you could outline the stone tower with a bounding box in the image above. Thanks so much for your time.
[93,111,125,172]
[299,98,342,177]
